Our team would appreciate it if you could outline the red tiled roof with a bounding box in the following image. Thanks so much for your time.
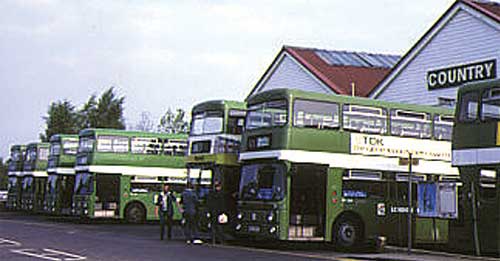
[285,46,394,97]
[463,0,500,22]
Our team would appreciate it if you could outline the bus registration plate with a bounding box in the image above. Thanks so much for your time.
[248,225,260,233]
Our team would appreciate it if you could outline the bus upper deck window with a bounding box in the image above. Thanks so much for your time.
[458,91,479,122]
[481,87,500,121]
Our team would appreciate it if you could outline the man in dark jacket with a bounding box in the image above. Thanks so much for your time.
[155,184,178,240]
[207,182,228,244]
[181,182,202,244]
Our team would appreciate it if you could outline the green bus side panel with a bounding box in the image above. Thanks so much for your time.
[58,154,77,168]
[415,218,448,244]
[119,176,182,221]
[325,168,344,241]
[91,153,185,169]
[278,173,291,240]
[289,129,350,154]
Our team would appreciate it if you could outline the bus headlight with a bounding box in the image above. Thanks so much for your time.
[237,212,243,220]
[235,224,242,231]
[269,226,277,234]
[267,212,274,222]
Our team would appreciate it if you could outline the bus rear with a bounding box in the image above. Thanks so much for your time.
[452,79,500,256]
[20,143,49,212]
[44,134,78,215]
[6,145,25,210]
[186,100,246,231]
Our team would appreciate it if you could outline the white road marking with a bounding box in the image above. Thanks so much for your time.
[44,248,87,261]
[10,248,87,261]
[0,237,22,247]
[10,249,61,261]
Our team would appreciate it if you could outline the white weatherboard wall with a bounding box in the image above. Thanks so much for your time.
[255,53,334,95]
[374,8,500,105]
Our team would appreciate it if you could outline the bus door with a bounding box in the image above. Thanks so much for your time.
[220,166,240,216]
[476,169,498,254]
[34,177,47,212]
[60,175,75,214]
[95,174,120,218]
[289,164,327,240]
[390,173,418,245]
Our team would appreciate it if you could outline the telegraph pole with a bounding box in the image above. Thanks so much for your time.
[407,152,413,255]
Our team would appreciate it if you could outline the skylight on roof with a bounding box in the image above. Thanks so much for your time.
[315,50,400,68]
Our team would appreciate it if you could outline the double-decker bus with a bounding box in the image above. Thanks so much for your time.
[235,89,459,249]
[73,129,189,223]
[186,100,246,229]
[6,144,26,210]
[452,79,500,256]
[44,134,79,215]
[20,142,50,212]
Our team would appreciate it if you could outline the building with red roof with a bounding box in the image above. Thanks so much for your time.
[246,46,400,99]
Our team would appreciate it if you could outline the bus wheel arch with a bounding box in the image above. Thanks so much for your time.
[124,201,146,224]
[332,211,365,250]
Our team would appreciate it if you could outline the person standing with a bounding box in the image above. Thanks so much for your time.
[180,183,202,244]
[155,184,178,241]
[207,182,228,244]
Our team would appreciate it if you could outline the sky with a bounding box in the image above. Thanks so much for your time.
[0,0,457,159]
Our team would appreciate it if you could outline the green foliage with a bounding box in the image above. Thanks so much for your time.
[157,108,189,134]
[41,87,126,141]
[40,100,79,141]
[79,87,126,129]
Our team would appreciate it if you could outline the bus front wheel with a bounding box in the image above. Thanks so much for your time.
[125,203,146,224]
[333,215,363,250]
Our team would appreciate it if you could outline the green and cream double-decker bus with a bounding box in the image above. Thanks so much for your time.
[186,100,246,229]
[452,79,500,256]
[20,142,50,212]
[44,134,79,215]
[6,144,26,210]
[73,129,188,223]
[235,89,459,249]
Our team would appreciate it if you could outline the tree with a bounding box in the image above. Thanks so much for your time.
[78,95,98,129]
[40,100,79,141]
[135,111,154,132]
[78,87,126,129]
[157,108,189,134]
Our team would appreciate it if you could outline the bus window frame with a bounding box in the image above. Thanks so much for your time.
[227,109,246,135]
[342,104,388,134]
[163,139,187,156]
[457,91,479,123]
[480,86,500,122]
[246,99,288,130]
[390,109,432,139]
[190,110,225,136]
[433,114,454,141]
[62,139,79,155]
[96,135,130,154]
[293,98,340,130]
[131,137,162,155]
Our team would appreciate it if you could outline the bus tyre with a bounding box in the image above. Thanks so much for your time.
[125,203,146,224]
[333,216,363,251]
